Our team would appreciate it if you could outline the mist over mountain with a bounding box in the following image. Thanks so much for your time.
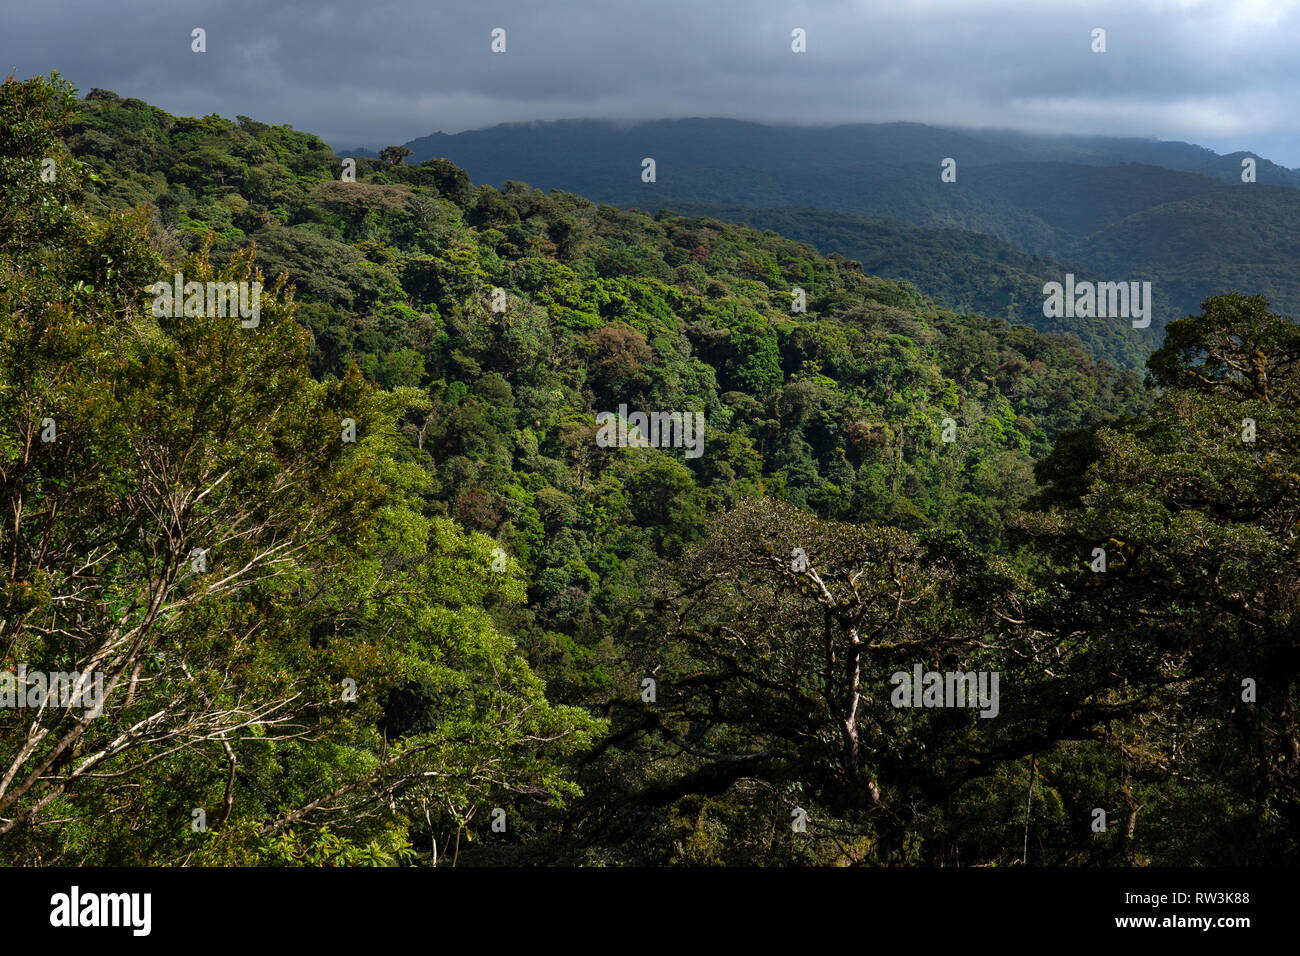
[379,119,1300,186]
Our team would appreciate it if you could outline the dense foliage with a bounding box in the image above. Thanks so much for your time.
[659,201,1149,370]
[386,118,1300,356]
[1,76,1292,866]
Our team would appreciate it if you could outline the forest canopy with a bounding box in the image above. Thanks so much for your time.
[0,74,1294,866]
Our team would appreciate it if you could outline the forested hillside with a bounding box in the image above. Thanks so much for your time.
[66,87,1148,552]
[2,76,1296,867]
[655,201,1146,370]
[384,118,1300,351]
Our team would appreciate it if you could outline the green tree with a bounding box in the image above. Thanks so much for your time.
[0,75,600,865]
[1014,293,1300,863]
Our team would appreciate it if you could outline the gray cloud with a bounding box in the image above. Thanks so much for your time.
[4,0,1298,164]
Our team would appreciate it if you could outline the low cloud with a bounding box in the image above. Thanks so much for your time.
[5,0,1298,163]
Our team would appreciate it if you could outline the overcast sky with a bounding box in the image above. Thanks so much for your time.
[4,0,1298,165]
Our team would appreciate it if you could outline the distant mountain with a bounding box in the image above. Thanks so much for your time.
[387,119,1300,188]
[363,119,1300,347]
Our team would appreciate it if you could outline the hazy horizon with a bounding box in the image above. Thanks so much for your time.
[324,115,1291,170]
[5,0,1299,165]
